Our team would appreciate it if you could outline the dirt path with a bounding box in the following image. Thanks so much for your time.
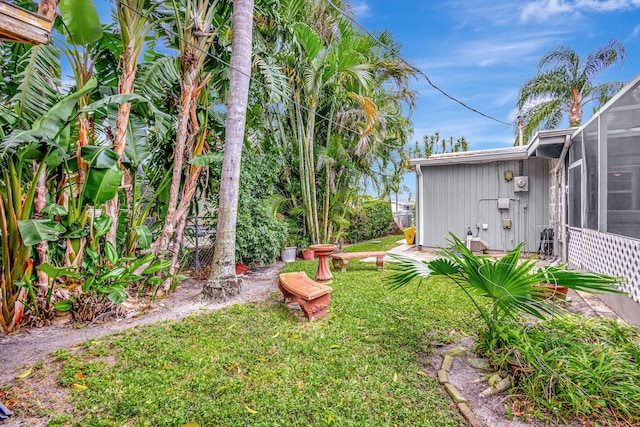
[0,262,284,386]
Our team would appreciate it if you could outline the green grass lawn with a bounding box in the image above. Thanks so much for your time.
[8,236,480,426]
[341,234,404,253]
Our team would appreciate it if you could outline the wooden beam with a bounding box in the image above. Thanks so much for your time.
[0,0,55,45]
[37,0,57,27]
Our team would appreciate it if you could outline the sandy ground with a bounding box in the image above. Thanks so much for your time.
[0,251,622,427]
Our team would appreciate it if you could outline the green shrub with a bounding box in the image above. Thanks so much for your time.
[345,199,394,242]
[236,202,287,265]
[206,150,288,265]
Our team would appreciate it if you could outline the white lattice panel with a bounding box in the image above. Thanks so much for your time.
[567,227,583,267]
[568,228,640,302]
[582,230,640,302]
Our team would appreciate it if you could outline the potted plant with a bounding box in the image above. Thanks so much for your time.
[281,235,297,263]
[302,248,315,260]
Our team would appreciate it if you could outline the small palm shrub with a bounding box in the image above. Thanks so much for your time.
[388,233,624,330]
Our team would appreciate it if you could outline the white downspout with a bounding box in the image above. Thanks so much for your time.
[415,164,424,247]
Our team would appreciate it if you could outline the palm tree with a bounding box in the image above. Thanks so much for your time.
[203,0,255,302]
[150,0,228,259]
[517,40,625,143]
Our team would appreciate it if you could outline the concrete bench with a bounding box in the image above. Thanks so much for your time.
[330,252,385,273]
[278,272,332,321]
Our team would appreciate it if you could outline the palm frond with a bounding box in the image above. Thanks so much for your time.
[541,266,625,294]
[388,232,624,326]
[538,45,576,70]
[582,82,626,107]
[521,99,563,142]
[386,253,433,291]
[11,44,61,129]
[292,22,322,60]
[253,55,291,104]
[584,39,625,80]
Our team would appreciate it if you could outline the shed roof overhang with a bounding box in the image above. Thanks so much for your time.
[409,128,575,169]
[526,128,573,159]
[410,146,529,168]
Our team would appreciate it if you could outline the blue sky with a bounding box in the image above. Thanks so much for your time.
[354,0,640,151]
[92,0,640,198]
[351,0,640,197]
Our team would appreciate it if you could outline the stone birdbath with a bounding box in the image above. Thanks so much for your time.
[309,244,337,283]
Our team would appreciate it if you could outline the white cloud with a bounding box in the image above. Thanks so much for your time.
[521,0,640,22]
[520,0,573,22]
[448,1,522,27]
[507,107,522,123]
[494,89,519,108]
[576,0,640,11]
[626,24,640,41]
[412,33,565,73]
[350,1,371,18]
[456,33,567,67]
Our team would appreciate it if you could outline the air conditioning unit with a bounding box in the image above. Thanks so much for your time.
[514,176,529,192]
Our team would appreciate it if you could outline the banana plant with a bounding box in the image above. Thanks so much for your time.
[79,245,171,304]
[0,80,99,332]
[60,144,124,267]
[0,79,144,330]
[0,158,63,332]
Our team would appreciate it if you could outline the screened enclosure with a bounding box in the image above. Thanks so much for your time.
[567,75,640,304]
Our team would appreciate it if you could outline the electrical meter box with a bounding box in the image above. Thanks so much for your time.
[514,176,529,192]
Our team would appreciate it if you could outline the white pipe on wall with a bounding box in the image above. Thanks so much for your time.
[552,135,571,260]
[416,164,423,247]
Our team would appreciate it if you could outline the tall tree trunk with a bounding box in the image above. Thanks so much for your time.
[105,55,137,248]
[292,92,313,238]
[151,65,198,256]
[305,103,320,243]
[203,0,255,302]
[322,103,335,242]
[165,164,203,284]
[323,166,331,242]
[569,90,582,127]
[395,192,398,214]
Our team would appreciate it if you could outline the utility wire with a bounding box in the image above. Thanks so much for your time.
[324,0,512,127]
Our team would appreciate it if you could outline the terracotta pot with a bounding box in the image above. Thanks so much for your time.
[302,249,315,260]
[235,264,249,275]
[533,283,568,300]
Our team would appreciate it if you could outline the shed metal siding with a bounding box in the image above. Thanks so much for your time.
[417,157,550,252]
